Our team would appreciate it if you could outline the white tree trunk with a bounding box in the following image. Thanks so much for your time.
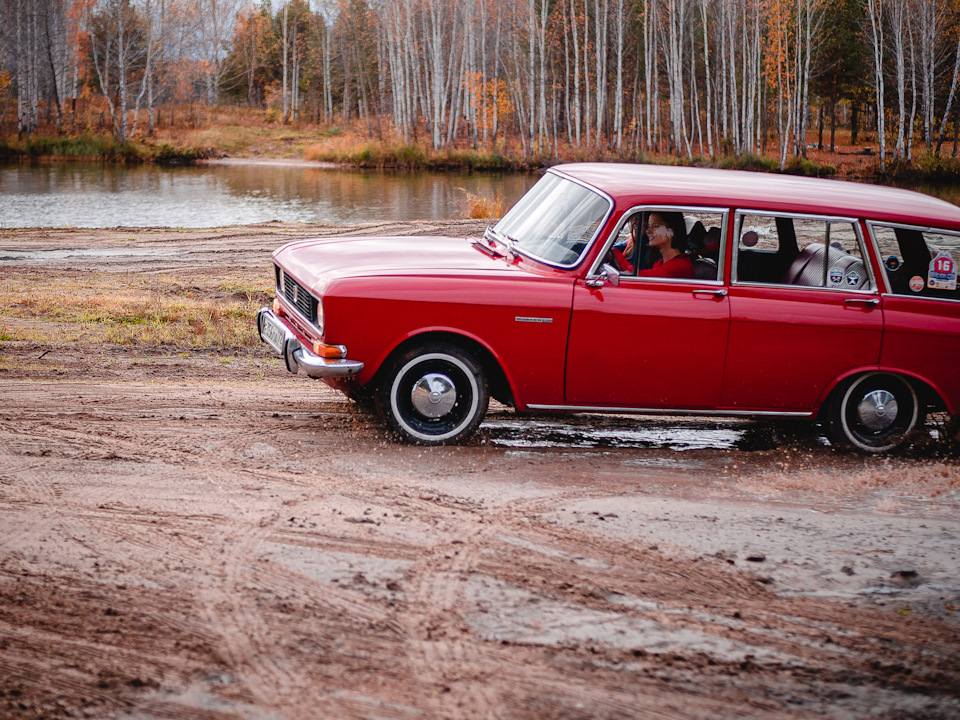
[867,0,887,173]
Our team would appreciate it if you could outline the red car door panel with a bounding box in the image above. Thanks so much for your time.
[721,286,883,411]
[566,280,730,408]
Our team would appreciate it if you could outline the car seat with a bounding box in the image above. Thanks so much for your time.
[781,243,869,289]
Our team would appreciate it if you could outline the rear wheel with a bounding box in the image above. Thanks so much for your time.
[828,372,922,453]
[379,342,488,445]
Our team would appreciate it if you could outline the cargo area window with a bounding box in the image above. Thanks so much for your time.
[872,224,960,300]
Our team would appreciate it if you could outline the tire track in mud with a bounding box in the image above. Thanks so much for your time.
[0,564,223,719]
[1,409,241,717]
[197,509,304,711]
[378,493,769,719]
[1,385,317,718]
[0,423,101,569]
[475,508,960,707]
[192,505,417,718]
[395,510,504,718]
[184,447,419,718]
[369,489,705,716]
[3,372,959,718]
[371,483,960,716]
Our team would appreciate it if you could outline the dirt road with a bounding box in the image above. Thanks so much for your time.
[1,225,959,719]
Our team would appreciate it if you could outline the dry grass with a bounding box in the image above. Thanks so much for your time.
[457,187,506,219]
[0,271,271,348]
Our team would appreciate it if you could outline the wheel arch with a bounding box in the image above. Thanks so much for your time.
[371,330,515,408]
[815,366,948,421]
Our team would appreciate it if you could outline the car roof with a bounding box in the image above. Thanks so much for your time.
[554,163,960,230]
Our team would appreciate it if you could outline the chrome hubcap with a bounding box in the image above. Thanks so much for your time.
[857,389,899,431]
[411,373,457,418]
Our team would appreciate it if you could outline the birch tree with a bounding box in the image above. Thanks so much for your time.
[889,0,909,160]
[866,0,887,173]
[916,0,938,147]
[190,0,241,104]
[89,0,146,140]
[936,9,960,155]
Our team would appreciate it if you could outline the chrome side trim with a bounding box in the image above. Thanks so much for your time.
[525,404,813,418]
[257,308,363,379]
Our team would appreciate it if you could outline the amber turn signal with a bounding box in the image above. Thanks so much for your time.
[311,341,345,359]
[272,297,286,317]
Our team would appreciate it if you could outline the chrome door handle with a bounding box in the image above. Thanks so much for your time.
[844,297,880,308]
[692,288,728,298]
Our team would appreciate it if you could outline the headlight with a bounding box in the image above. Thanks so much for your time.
[316,297,324,336]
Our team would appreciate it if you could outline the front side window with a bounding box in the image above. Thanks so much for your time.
[493,172,611,267]
[735,213,872,291]
[599,207,725,282]
[872,224,960,300]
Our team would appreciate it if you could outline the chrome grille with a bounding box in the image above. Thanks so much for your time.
[277,267,318,324]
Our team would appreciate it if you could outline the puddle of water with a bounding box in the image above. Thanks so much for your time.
[0,248,180,261]
[484,417,743,451]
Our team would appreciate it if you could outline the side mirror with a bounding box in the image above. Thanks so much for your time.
[585,263,622,288]
[601,263,621,287]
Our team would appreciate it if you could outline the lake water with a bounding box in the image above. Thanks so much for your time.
[2,161,960,229]
[0,161,537,228]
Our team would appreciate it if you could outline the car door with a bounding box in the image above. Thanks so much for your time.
[564,208,730,409]
[870,223,960,412]
[720,212,883,412]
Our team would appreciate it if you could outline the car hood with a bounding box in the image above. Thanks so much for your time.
[274,235,527,291]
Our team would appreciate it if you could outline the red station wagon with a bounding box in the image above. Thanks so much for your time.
[257,163,960,453]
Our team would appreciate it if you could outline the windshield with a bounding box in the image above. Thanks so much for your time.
[493,172,610,267]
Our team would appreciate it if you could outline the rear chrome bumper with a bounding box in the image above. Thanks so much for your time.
[257,308,363,379]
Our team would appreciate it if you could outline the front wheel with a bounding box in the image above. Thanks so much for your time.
[827,372,923,453]
[379,342,489,445]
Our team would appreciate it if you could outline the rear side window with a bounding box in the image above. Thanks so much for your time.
[872,224,960,300]
[735,214,872,290]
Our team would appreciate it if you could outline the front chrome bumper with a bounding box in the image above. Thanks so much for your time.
[257,308,363,379]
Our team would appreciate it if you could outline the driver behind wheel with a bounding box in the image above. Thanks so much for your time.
[636,211,694,279]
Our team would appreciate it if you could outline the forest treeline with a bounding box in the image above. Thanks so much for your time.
[4,0,960,173]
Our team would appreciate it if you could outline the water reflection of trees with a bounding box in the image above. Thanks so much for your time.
[1,165,535,227]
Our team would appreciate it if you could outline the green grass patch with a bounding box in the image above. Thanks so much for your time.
[714,153,781,173]
[0,272,264,348]
[304,137,520,170]
[0,134,209,164]
[783,155,838,177]
[885,154,960,183]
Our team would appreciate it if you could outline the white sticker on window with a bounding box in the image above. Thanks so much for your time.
[910,275,925,292]
[829,267,844,285]
[928,251,958,290]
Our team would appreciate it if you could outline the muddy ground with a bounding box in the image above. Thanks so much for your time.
[1,223,959,720]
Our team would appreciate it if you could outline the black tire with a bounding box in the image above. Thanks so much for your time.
[379,342,488,445]
[827,372,923,453]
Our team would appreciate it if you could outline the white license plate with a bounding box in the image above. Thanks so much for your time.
[260,314,288,355]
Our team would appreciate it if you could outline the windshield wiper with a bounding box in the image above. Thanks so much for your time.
[482,227,520,262]
[472,239,503,258]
